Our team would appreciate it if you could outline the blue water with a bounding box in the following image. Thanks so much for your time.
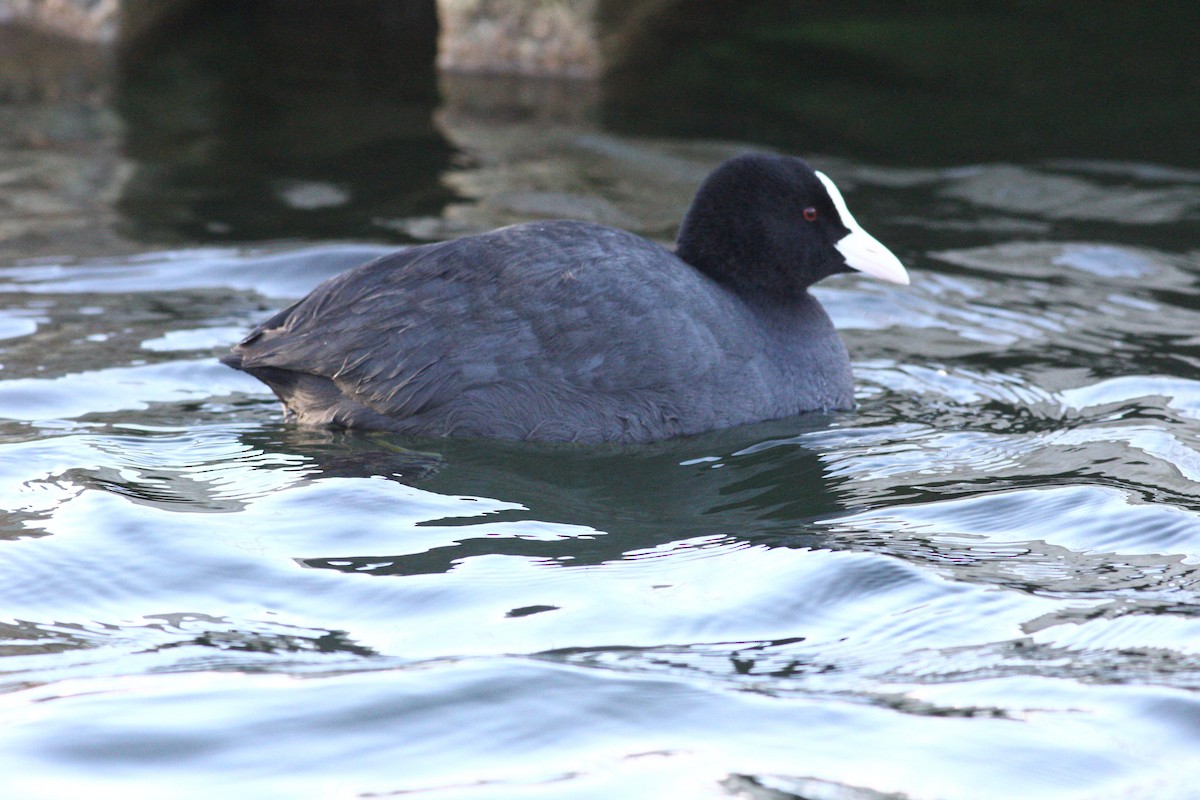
[3,128,1200,799]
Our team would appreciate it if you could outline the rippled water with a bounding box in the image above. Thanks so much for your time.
[2,140,1200,799]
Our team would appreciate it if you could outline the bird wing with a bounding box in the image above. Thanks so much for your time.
[230,223,737,435]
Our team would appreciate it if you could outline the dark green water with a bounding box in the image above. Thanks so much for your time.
[1,5,1198,799]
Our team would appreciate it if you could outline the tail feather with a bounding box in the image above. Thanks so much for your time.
[219,352,245,370]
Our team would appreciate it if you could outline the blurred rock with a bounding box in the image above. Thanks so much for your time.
[438,0,601,78]
[3,0,640,79]
[0,0,118,41]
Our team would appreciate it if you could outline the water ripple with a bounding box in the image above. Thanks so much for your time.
[820,484,1200,597]
[2,151,1200,798]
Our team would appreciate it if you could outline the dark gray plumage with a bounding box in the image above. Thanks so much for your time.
[222,153,908,443]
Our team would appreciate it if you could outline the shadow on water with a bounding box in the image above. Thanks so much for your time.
[115,0,455,243]
[601,0,1200,167]
[230,417,848,577]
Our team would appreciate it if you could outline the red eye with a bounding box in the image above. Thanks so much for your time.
[803,207,818,222]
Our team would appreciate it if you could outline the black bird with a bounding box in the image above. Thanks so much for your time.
[223,153,909,443]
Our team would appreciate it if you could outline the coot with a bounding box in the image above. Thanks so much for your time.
[223,153,909,443]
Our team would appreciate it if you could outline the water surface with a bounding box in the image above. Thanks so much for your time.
[2,7,1200,797]
[2,142,1199,798]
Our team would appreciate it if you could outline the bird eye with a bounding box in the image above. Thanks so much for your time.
[803,207,818,222]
